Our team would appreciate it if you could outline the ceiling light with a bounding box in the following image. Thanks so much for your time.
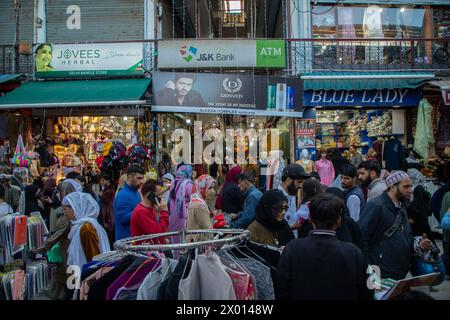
[379,8,383,13]
[123,117,128,121]
[400,7,405,12]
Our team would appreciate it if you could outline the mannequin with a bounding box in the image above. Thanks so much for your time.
[315,149,335,187]
[363,5,384,63]
[296,149,315,174]
[337,7,356,64]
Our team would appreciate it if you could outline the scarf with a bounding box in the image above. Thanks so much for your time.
[62,192,110,268]
[191,174,215,209]
[170,165,193,218]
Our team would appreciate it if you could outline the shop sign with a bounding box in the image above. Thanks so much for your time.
[303,89,420,107]
[152,71,303,117]
[34,43,144,78]
[157,40,285,68]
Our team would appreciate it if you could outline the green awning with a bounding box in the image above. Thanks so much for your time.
[302,71,434,91]
[0,78,151,109]
[0,74,24,84]
[315,0,450,5]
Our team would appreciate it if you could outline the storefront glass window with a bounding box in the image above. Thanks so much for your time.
[312,5,427,66]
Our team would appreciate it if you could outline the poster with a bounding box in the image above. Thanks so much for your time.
[152,71,303,117]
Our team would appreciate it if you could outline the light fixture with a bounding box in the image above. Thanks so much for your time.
[379,8,383,13]
[123,116,128,121]
[393,105,400,108]
[250,123,255,128]
[400,7,405,13]
[14,112,21,116]
[355,105,363,109]
[186,118,192,124]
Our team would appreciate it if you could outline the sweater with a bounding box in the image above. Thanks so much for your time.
[113,183,142,241]
[130,203,169,242]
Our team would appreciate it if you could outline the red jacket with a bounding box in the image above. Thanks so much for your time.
[130,203,169,244]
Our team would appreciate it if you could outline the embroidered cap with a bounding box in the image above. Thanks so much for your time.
[385,171,410,188]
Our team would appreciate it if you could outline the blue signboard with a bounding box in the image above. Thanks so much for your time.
[303,89,421,107]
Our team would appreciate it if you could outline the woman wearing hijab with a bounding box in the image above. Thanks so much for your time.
[161,173,175,204]
[34,178,83,300]
[407,185,436,245]
[298,187,363,249]
[24,183,45,216]
[187,174,216,234]
[220,165,245,215]
[62,192,110,269]
[247,189,294,247]
[168,165,194,240]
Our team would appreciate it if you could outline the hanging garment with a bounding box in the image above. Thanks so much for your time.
[137,258,178,300]
[13,216,27,247]
[80,267,114,300]
[157,255,193,300]
[315,159,335,187]
[383,138,404,171]
[414,99,435,160]
[178,253,237,300]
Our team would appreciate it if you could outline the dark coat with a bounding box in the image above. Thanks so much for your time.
[277,230,373,300]
[358,192,414,280]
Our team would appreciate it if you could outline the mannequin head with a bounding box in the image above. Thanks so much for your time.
[301,149,309,160]
[319,149,328,160]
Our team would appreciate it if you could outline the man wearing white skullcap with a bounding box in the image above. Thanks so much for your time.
[358,171,433,280]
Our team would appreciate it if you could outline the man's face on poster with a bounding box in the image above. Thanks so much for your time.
[175,77,194,96]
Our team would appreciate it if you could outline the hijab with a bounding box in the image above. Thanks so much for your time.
[24,184,42,215]
[190,174,215,209]
[170,165,193,218]
[255,189,294,246]
[329,148,350,176]
[62,192,110,268]
[226,166,242,185]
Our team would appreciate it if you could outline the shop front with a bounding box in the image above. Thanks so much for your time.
[0,78,152,181]
[301,76,430,172]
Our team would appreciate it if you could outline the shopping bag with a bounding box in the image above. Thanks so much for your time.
[47,243,64,264]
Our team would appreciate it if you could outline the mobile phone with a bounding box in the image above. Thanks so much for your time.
[147,192,161,206]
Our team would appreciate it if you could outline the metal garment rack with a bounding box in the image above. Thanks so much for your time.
[113,229,251,254]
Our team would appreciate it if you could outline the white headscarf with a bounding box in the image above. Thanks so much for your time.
[62,192,110,268]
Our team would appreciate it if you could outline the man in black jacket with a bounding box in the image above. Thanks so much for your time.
[277,193,373,300]
[358,171,433,281]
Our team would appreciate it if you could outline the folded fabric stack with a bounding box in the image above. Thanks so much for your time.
[367,112,392,137]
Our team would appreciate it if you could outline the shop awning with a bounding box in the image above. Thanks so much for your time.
[302,72,435,91]
[0,79,151,109]
[428,80,450,105]
[0,74,23,84]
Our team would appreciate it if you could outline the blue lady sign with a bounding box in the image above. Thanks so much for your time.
[303,89,421,107]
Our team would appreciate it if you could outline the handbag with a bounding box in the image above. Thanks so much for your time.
[10,135,30,167]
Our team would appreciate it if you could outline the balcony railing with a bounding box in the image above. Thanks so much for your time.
[1,39,448,76]
[0,45,34,75]
[287,38,450,74]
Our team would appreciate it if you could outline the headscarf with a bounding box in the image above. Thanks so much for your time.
[162,173,175,183]
[43,177,57,197]
[255,189,293,246]
[190,174,215,208]
[61,179,83,198]
[226,166,242,185]
[169,165,193,218]
[62,192,110,268]
[256,189,288,231]
[24,184,42,215]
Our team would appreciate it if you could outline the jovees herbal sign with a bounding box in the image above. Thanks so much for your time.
[34,43,144,78]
